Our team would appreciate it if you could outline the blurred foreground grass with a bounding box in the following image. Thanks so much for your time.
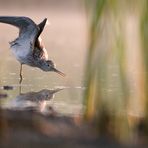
[84,0,148,144]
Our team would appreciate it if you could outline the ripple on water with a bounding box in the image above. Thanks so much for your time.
[9,72,17,76]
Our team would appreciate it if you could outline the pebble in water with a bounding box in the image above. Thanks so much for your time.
[3,85,14,90]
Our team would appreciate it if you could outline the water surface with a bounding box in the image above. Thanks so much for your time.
[0,1,87,115]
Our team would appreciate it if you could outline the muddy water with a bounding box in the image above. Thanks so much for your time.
[0,1,87,115]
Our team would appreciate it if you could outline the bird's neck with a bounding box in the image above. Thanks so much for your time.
[33,58,46,68]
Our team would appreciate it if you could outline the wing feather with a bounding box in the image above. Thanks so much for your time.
[0,16,39,46]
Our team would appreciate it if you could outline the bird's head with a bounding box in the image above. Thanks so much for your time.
[39,60,65,77]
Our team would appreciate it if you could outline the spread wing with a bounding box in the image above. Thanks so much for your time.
[0,16,47,49]
[37,18,47,40]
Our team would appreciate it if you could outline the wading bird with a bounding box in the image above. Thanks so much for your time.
[0,16,65,83]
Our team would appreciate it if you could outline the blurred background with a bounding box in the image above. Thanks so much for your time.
[0,0,148,146]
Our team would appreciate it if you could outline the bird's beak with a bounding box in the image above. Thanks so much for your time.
[52,68,66,77]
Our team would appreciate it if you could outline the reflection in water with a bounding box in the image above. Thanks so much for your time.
[6,88,63,114]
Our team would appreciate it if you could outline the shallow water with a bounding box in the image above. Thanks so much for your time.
[0,1,87,115]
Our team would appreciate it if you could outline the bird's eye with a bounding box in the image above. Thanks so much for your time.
[46,60,54,67]
[46,62,50,67]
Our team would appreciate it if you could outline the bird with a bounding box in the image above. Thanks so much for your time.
[8,88,63,114]
[0,16,65,83]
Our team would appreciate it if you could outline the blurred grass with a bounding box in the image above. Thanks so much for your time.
[141,0,148,134]
[84,0,148,144]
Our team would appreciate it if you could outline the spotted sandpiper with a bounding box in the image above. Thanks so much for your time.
[0,16,65,83]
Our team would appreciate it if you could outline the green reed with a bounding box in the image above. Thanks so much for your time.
[141,0,148,135]
[84,0,148,143]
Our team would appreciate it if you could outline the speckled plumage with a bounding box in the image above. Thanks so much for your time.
[0,16,65,81]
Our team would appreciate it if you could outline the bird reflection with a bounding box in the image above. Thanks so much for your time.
[8,88,63,114]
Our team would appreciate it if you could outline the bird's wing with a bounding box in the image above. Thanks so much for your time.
[34,18,47,48]
[37,18,47,39]
[33,18,48,59]
[0,16,46,48]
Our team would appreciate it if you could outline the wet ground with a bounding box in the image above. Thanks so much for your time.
[0,109,122,148]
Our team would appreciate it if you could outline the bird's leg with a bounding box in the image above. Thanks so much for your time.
[19,64,23,84]
[19,85,22,94]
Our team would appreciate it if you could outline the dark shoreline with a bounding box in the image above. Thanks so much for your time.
[0,109,147,148]
[0,109,119,148]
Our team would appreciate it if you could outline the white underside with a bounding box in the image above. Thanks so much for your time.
[11,39,31,63]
